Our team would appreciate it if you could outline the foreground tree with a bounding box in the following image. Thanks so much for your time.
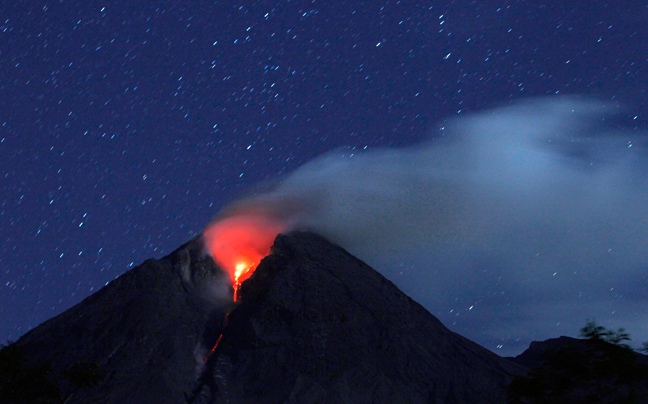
[579,319,631,349]
[0,342,61,403]
[0,342,104,404]
[508,321,648,403]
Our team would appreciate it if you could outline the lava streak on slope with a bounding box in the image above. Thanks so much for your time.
[203,212,285,300]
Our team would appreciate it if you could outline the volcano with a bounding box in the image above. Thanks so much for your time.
[5,231,524,403]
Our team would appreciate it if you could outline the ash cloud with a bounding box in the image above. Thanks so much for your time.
[218,97,648,355]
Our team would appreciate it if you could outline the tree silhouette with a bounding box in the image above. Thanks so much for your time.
[0,342,61,403]
[508,321,648,403]
[579,319,631,349]
[0,342,104,404]
[639,342,648,355]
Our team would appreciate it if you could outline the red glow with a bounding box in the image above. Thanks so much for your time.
[203,213,284,300]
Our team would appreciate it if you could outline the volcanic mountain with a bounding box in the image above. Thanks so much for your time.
[5,231,525,403]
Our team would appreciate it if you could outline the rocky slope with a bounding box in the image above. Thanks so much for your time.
[10,237,228,404]
[7,231,525,403]
[190,231,524,403]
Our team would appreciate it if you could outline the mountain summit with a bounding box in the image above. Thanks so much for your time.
[7,231,522,403]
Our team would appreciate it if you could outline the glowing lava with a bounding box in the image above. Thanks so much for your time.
[203,212,285,300]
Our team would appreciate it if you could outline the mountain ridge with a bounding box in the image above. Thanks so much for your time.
[3,231,535,403]
[10,236,225,404]
[190,231,523,403]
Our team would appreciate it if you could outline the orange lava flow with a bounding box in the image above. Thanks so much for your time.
[203,213,285,300]
[204,313,230,363]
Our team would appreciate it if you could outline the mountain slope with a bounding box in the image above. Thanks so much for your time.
[7,231,524,403]
[191,231,523,403]
[11,238,228,404]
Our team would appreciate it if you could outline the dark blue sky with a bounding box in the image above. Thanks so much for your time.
[1,1,647,353]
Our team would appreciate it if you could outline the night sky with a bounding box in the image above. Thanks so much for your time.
[2,1,647,356]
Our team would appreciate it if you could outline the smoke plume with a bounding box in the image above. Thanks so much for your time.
[205,97,648,355]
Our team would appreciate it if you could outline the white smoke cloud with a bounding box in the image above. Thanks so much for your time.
[219,97,648,355]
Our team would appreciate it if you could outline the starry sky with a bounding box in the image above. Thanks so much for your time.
[1,1,647,355]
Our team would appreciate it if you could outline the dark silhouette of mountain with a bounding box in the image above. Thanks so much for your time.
[508,336,648,403]
[4,237,229,404]
[4,231,522,403]
[190,232,524,403]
